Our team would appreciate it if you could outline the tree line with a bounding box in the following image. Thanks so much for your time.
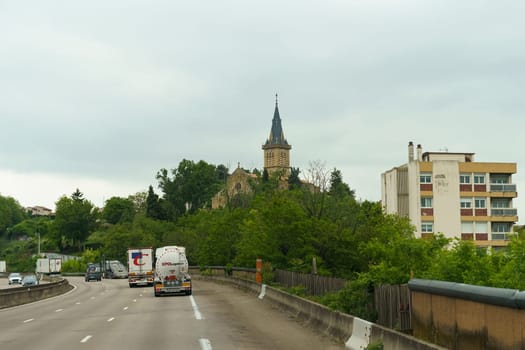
[1,159,525,320]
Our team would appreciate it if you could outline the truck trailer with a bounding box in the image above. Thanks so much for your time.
[154,246,192,297]
[127,248,154,287]
[36,257,62,275]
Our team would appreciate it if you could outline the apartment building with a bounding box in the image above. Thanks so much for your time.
[381,142,518,249]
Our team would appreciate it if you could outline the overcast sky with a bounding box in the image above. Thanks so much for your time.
[1,0,524,222]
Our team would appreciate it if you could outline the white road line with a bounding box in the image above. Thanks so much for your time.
[190,295,202,320]
[107,317,115,322]
[90,296,95,300]
[55,309,64,312]
[199,338,213,350]
[80,335,92,343]
[76,302,81,305]
[133,299,137,302]
[123,306,128,311]
[23,319,34,323]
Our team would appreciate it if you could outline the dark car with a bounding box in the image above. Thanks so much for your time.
[21,274,39,286]
[85,264,102,282]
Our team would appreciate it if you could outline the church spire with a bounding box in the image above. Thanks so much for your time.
[262,94,291,175]
[266,93,288,146]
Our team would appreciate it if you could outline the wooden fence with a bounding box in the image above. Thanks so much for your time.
[374,284,412,332]
[273,269,347,296]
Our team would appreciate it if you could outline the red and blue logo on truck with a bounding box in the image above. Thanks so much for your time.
[132,252,149,266]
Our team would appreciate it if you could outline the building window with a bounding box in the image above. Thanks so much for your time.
[460,174,471,184]
[475,222,488,233]
[421,197,433,208]
[461,221,473,232]
[492,223,511,233]
[460,198,472,208]
[492,199,510,208]
[474,198,486,208]
[421,222,433,233]
[420,174,432,184]
[474,174,485,184]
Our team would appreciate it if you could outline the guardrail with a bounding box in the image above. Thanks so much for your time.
[0,278,73,309]
[191,270,445,350]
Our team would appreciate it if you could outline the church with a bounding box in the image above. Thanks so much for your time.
[211,95,292,209]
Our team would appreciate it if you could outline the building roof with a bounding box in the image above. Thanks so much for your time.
[263,94,290,148]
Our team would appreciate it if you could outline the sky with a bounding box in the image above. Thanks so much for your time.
[1,0,524,222]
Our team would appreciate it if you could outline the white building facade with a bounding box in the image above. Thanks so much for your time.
[381,142,518,249]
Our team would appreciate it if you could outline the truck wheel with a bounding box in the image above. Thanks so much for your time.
[129,283,133,288]
[185,290,192,296]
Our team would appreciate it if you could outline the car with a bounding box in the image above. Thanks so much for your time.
[8,272,22,285]
[85,263,102,282]
[21,274,39,286]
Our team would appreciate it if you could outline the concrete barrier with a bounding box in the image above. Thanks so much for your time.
[0,278,73,309]
[196,274,446,350]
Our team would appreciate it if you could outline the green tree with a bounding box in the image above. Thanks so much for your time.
[0,194,27,236]
[145,185,165,220]
[156,159,226,218]
[288,167,302,189]
[329,168,354,198]
[53,189,97,251]
[103,196,136,224]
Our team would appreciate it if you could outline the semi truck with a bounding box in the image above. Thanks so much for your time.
[127,247,154,287]
[153,246,192,297]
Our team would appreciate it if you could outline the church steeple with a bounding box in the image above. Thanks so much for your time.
[262,94,291,175]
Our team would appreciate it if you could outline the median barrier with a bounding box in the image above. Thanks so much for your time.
[0,278,73,309]
[194,273,445,350]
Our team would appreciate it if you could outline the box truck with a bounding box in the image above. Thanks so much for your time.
[127,247,154,287]
[36,258,62,275]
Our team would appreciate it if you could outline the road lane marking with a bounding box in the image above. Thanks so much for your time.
[190,295,202,320]
[76,302,81,305]
[80,335,92,343]
[199,338,212,350]
[55,309,64,312]
[133,299,137,302]
[107,317,115,322]
[90,296,95,300]
[123,306,128,311]
[23,319,34,323]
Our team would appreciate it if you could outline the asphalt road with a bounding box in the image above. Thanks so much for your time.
[0,276,344,350]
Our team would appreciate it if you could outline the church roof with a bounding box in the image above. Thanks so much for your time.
[263,95,290,148]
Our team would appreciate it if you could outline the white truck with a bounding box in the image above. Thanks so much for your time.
[36,257,62,275]
[153,246,192,297]
[127,247,154,287]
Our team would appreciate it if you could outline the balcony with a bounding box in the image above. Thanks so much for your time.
[491,233,516,240]
[490,184,516,192]
[491,208,518,217]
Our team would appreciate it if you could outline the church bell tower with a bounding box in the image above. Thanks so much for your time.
[262,94,291,176]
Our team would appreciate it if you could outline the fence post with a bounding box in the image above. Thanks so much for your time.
[255,259,262,284]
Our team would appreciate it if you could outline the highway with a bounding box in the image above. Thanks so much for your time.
[0,276,344,350]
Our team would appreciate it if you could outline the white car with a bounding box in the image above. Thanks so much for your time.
[8,272,22,285]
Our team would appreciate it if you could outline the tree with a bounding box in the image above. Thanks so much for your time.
[53,189,97,251]
[0,194,27,237]
[329,168,354,198]
[156,159,226,218]
[145,185,165,220]
[288,167,302,189]
[102,197,136,224]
